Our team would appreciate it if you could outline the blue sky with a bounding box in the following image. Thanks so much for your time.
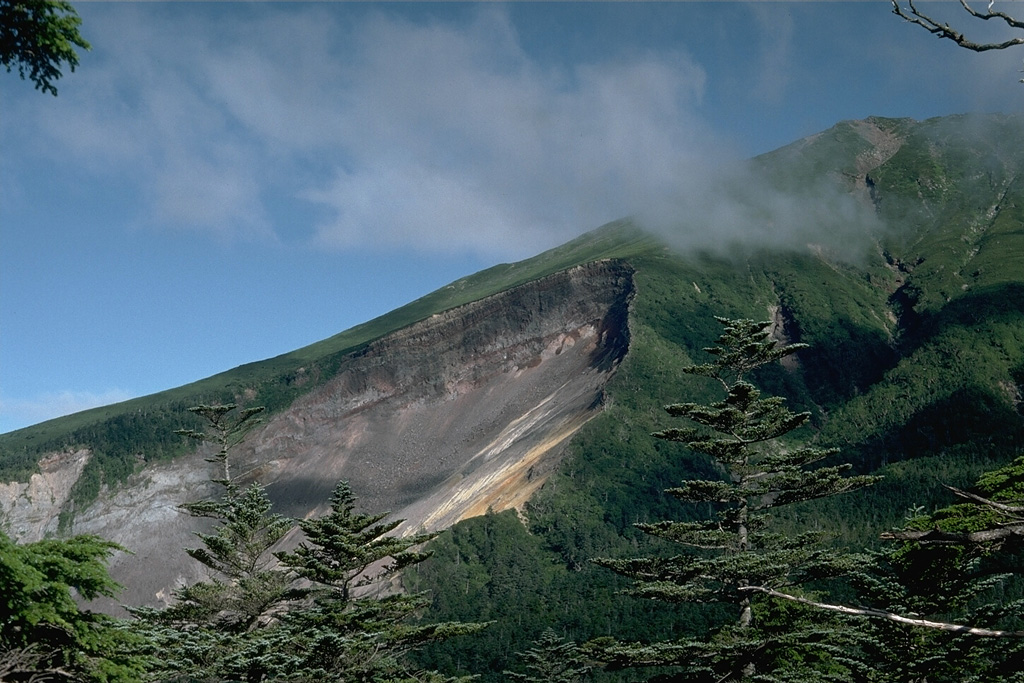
[2,1,1023,434]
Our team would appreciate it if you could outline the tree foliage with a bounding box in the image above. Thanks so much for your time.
[0,0,89,95]
[0,529,144,682]
[276,481,435,602]
[504,628,591,683]
[728,452,1024,681]
[271,480,485,682]
[845,455,1024,681]
[130,404,484,683]
[589,317,879,682]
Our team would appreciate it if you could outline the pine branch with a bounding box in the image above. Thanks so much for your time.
[881,486,1024,544]
[739,585,1024,637]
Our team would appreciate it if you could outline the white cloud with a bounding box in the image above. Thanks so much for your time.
[19,5,725,258]
[305,8,720,256]
[0,389,135,434]
[16,4,885,261]
[27,7,275,241]
[749,4,795,104]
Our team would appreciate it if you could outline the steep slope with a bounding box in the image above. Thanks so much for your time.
[1,260,634,608]
[0,222,653,493]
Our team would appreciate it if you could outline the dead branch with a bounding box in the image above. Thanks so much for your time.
[881,487,1024,545]
[892,0,1024,52]
[955,0,1024,31]
[944,485,1024,516]
[0,643,74,682]
[880,524,1024,544]
[739,585,1024,637]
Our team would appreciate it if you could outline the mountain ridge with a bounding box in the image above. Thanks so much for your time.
[2,258,636,609]
[2,114,1024,650]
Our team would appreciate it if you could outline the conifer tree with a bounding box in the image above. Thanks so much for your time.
[746,456,1024,682]
[274,481,486,682]
[0,528,145,682]
[834,455,1024,682]
[131,404,484,682]
[590,317,879,682]
[276,480,433,602]
[172,404,297,634]
[130,404,295,682]
[504,628,591,683]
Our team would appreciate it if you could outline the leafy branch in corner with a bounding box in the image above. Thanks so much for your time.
[0,0,90,95]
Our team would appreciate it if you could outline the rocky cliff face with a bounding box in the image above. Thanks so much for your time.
[1,260,634,610]
[0,449,91,540]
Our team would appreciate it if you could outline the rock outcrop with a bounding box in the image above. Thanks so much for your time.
[0,449,91,539]
[2,260,634,610]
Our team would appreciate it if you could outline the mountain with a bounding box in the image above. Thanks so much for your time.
[2,113,1024,673]
[0,257,638,609]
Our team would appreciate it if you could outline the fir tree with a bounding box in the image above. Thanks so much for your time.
[0,528,145,682]
[590,317,879,682]
[276,480,434,602]
[130,404,294,682]
[503,628,590,683]
[131,404,484,682]
[273,480,487,682]
[838,455,1024,682]
[166,404,293,633]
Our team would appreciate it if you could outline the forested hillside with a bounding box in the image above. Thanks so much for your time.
[406,114,1024,679]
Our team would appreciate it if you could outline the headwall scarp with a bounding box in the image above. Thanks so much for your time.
[4,260,634,610]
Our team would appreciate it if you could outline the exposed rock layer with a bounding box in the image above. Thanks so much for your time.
[1,260,634,610]
[0,449,90,539]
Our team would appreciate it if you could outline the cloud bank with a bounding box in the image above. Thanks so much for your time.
[18,4,880,261]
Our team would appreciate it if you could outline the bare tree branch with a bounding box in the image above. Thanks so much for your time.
[739,585,1024,637]
[893,0,1024,52]
[880,524,1024,544]
[881,487,1024,544]
[956,0,1024,31]
[0,643,74,682]
[944,484,1024,515]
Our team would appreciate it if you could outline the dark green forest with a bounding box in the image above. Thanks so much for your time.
[3,113,1024,681]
